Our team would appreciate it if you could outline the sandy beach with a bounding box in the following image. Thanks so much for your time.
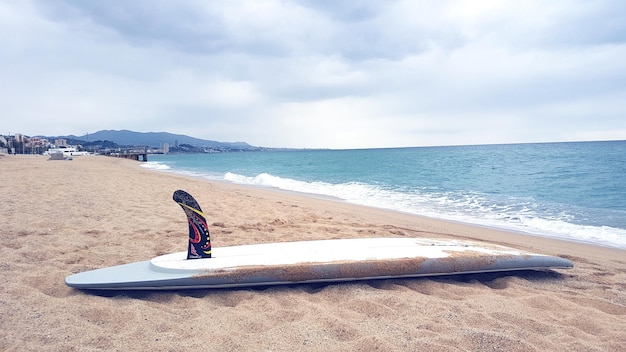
[1,154,625,351]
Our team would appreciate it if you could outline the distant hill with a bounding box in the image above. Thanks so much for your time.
[48,130,255,149]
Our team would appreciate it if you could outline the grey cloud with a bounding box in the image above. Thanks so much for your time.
[2,0,625,148]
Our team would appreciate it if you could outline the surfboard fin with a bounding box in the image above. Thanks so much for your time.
[173,190,212,259]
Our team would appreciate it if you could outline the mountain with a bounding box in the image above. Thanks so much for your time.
[51,130,254,149]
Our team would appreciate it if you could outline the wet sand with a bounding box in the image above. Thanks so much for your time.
[1,154,625,351]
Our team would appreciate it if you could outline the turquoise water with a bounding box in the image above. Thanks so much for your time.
[144,140,626,248]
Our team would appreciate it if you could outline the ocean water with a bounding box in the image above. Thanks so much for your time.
[143,141,626,249]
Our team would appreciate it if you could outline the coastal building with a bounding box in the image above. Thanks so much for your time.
[0,135,8,154]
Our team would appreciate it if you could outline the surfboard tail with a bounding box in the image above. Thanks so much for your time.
[173,190,212,259]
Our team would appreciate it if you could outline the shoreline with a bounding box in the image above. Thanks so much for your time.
[5,153,626,258]
[143,154,626,250]
[1,155,625,351]
[144,157,626,252]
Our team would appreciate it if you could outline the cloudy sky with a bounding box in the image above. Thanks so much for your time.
[1,1,625,149]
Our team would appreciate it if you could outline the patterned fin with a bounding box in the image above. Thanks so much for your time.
[173,190,212,259]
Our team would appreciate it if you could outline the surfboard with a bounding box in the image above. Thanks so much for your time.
[65,190,573,291]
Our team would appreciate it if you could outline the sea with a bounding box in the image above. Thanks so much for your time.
[142,140,626,249]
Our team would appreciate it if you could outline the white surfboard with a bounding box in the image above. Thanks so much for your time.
[64,191,573,291]
[65,237,573,290]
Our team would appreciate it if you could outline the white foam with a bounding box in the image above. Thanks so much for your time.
[221,171,626,249]
[142,159,626,250]
[140,161,171,170]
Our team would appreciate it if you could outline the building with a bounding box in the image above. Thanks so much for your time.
[0,135,8,154]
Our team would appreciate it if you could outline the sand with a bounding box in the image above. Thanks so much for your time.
[1,154,625,351]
